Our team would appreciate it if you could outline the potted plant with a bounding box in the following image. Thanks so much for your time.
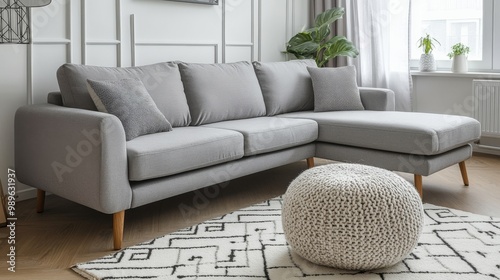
[286,7,359,67]
[447,43,470,73]
[417,34,440,71]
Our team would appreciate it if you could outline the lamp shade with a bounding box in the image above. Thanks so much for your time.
[18,0,51,7]
[0,0,51,8]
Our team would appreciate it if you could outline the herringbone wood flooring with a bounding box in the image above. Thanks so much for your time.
[1,153,499,279]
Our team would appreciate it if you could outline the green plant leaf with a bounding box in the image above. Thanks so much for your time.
[447,42,470,58]
[315,7,344,28]
[285,7,357,65]
[288,41,320,57]
[311,25,330,43]
[319,37,359,67]
[287,32,312,48]
[417,34,440,54]
[286,32,318,58]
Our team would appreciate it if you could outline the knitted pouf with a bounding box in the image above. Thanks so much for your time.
[282,163,424,270]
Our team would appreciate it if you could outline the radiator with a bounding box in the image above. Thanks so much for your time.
[473,79,500,138]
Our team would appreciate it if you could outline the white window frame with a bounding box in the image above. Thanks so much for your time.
[411,0,495,71]
[494,1,500,70]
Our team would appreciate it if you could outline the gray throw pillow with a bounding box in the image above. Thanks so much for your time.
[179,61,266,125]
[86,78,172,141]
[307,66,365,112]
[253,59,316,115]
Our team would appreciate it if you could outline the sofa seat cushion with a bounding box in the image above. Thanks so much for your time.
[127,127,244,181]
[203,117,318,156]
[278,111,480,155]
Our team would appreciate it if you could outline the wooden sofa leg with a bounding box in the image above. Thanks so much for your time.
[306,157,315,169]
[36,189,45,213]
[458,161,470,186]
[113,211,125,250]
[414,174,423,199]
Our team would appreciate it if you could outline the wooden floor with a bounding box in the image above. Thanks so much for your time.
[1,153,499,279]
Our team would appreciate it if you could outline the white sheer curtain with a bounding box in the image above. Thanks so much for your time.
[339,0,412,111]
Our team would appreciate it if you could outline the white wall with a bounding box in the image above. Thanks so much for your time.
[0,0,310,201]
[412,72,500,156]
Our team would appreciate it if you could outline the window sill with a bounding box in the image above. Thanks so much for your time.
[410,70,500,79]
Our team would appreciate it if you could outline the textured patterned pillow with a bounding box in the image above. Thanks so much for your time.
[86,78,172,141]
[307,66,365,112]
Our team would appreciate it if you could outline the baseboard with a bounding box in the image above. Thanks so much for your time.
[16,187,39,202]
[473,146,500,156]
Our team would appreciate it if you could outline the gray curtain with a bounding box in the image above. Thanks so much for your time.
[310,0,337,67]
[310,0,336,21]
[330,0,413,111]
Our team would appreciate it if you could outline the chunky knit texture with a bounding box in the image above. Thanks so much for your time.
[282,163,424,270]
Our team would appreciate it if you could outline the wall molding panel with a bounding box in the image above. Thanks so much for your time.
[1,0,310,202]
[81,0,122,66]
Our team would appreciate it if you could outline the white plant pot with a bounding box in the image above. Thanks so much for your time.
[451,55,468,73]
[419,54,436,72]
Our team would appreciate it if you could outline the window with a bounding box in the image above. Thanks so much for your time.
[411,0,496,71]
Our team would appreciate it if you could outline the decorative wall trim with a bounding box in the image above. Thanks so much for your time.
[226,43,253,47]
[130,13,136,66]
[131,14,219,65]
[116,0,122,66]
[258,0,262,61]
[251,0,256,61]
[221,0,225,63]
[27,8,33,105]
[81,0,86,64]
[81,0,122,66]
[134,41,219,65]
[28,0,73,105]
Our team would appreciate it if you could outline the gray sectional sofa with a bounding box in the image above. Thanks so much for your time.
[15,59,480,249]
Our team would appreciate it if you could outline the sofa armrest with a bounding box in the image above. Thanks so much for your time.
[15,104,132,214]
[359,87,395,111]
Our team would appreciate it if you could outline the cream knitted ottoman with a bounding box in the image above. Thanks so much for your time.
[282,163,424,270]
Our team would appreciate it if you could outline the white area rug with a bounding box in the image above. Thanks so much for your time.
[73,197,500,279]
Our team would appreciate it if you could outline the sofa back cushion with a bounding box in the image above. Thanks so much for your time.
[253,59,316,115]
[179,61,266,125]
[57,62,191,127]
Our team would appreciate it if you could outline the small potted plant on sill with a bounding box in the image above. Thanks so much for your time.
[417,34,440,71]
[448,43,470,73]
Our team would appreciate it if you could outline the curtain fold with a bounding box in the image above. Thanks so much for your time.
[310,0,336,23]
[310,0,337,67]
[338,0,412,111]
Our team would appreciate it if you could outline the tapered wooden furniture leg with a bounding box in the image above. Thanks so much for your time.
[113,211,125,250]
[414,174,423,199]
[306,157,315,169]
[459,161,469,186]
[36,189,45,213]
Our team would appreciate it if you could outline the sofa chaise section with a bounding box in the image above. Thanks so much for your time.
[278,110,481,196]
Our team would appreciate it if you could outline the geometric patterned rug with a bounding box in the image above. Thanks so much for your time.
[72,197,500,280]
